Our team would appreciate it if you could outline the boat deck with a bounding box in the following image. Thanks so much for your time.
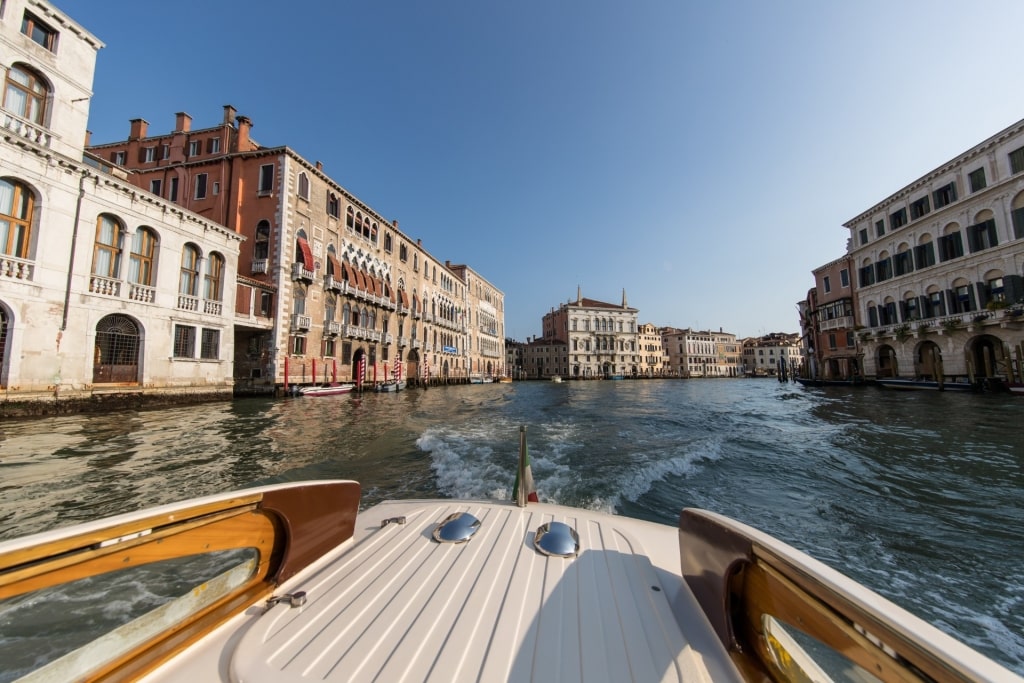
[147,500,741,683]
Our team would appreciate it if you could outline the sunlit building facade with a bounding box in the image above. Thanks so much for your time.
[542,289,639,378]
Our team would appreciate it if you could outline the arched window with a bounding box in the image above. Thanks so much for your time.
[384,232,393,252]
[128,227,158,286]
[205,252,224,301]
[3,65,48,125]
[179,244,200,296]
[0,178,34,258]
[93,315,140,384]
[254,220,270,260]
[347,207,355,230]
[93,214,124,278]
[326,193,339,218]
[342,303,351,325]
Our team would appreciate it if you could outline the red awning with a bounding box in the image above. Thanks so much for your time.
[327,253,342,278]
[296,237,314,271]
[400,289,410,307]
[342,261,358,285]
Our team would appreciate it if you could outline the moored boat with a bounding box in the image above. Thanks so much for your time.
[0,433,1019,683]
[876,377,976,391]
[375,379,406,392]
[795,376,865,387]
[299,382,355,396]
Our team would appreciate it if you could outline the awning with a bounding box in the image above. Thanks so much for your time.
[400,289,410,307]
[296,237,314,271]
[342,261,358,285]
[327,253,343,278]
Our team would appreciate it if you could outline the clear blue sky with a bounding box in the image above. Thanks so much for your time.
[59,0,1024,340]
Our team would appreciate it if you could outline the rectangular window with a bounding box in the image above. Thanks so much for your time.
[894,251,914,276]
[188,140,201,157]
[967,219,998,253]
[1010,146,1024,175]
[910,196,930,220]
[932,182,957,209]
[258,164,274,194]
[143,147,156,163]
[169,177,179,202]
[968,167,986,193]
[845,331,855,348]
[859,228,868,245]
[208,138,221,154]
[913,242,936,269]
[212,181,220,195]
[113,151,126,165]
[875,220,885,237]
[1013,207,1024,240]
[859,265,875,287]
[840,268,850,288]
[889,208,907,230]
[828,333,837,351]
[173,325,196,358]
[822,276,831,293]
[161,144,170,159]
[938,232,963,262]
[291,336,307,355]
[149,179,162,196]
[22,12,57,50]
[200,329,220,359]
[929,291,945,318]
[259,292,274,317]
[194,173,208,199]
[875,258,892,282]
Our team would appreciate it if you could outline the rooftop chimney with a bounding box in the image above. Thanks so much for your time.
[235,115,252,150]
[129,118,148,140]
[223,104,236,124]
[392,220,399,228]
[175,112,192,133]
[84,130,91,146]
[315,161,323,171]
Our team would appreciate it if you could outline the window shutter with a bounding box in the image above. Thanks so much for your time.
[1004,275,1024,304]
[985,219,997,247]
[946,289,957,314]
[976,282,990,309]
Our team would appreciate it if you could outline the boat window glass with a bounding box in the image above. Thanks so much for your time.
[0,548,257,681]
[761,615,882,683]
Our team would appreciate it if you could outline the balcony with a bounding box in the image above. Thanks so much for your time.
[251,259,268,275]
[324,275,343,293]
[291,262,314,283]
[819,316,854,332]
[2,111,52,148]
[384,333,394,345]
[177,294,199,311]
[90,275,121,298]
[128,284,156,303]
[325,321,341,336]
[396,304,407,317]
[0,255,33,281]
[292,314,312,331]
[203,300,223,316]
[412,339,421,349]
[412,310,421,320]
[398,337,408,348]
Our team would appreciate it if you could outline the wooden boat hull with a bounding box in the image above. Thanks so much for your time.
[0,482,1018,682]
[376,380,406,392]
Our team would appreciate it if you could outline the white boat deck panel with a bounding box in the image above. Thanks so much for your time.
[150,500,741,683]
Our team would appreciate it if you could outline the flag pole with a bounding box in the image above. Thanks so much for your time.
[516,426,526,507]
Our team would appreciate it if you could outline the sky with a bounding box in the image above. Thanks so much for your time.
[56,0,1024,340]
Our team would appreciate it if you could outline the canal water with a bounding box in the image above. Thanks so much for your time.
[0,379,1021,675]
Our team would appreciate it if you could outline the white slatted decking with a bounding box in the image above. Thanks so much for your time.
[230,500,737,683]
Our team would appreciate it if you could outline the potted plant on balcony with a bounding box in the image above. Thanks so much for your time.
[941,318,961,334]
[893,324,910,342]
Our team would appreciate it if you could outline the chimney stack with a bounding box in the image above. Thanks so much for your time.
[129,118,148,140]
[235,115,252,150]
[175,112,192,133]
[392,220,399,228]
[223,104,236,124]
[316,161,323,171]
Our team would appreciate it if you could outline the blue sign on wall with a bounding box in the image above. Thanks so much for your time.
[443,345,458,354]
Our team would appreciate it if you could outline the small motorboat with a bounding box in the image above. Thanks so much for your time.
[375,379,406,392]
[551,375,562,383]
[299,382,355,396]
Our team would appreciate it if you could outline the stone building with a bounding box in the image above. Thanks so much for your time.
[800,255,860,380]
[844,117,1024,383]
[521,336,568,380]
[1,0,241,415]
[661,328,740,377]
[88,107,503,390]
[637,322,669,376]
[740,333,803,377]
[541,289,639,378]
